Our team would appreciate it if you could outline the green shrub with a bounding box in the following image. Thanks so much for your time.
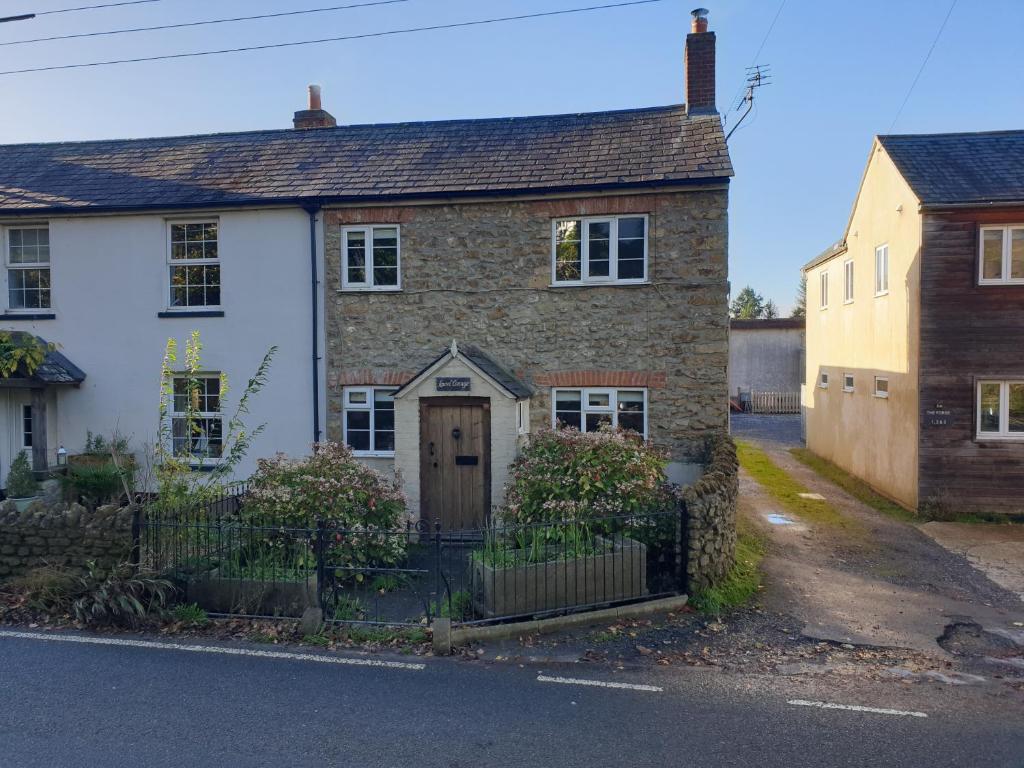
[503,428,673,525]
[83,431,131,457]
[8,566,78,612]
[70,562,175,627]
[244,442,408,581]
[6,450,38,498]
[61,464,130,508]
[171,602,209,625]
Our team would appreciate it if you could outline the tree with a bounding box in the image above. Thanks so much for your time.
[729,286,766,319]
[762,299,779,319]
[791,276,807,318]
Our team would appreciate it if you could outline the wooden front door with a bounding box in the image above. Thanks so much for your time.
[420,398,491,530]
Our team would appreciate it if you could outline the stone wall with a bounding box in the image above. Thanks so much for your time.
[0,500,133,579]
[323,189,730,509]
[681,435,738,592]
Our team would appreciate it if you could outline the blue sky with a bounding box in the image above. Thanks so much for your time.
[2,0,1022,313]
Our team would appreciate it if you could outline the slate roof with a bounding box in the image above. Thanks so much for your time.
[0,106,732,214]
[3,334,85,385]
[879,130,1024,207]
[394,344,533,400]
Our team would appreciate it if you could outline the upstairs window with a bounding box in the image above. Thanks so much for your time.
[6,226,51,311]
[979,226,1024,285]
[552,216,647,284]
[875,244,889,296]
[343,387,396,455]
[843,373,855,392]
[819,271,829,309]
[342,226,400,290]
[843,259,854,303]
[553,388,647,438]
[170,375,223,460]
[977,381,1024,439]
[874,377,889,398]
[819,372,829,389]
[169,222,220,308]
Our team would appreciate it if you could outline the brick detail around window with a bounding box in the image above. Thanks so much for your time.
[530,371,668,389]
[326,208,419,226]
[524,194,660,219]
[332,369,415,387]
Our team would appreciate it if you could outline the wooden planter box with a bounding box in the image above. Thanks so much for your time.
[470,536,647,619]
[186,570,317,617]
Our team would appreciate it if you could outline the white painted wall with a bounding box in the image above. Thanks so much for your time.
[0,207,321,486]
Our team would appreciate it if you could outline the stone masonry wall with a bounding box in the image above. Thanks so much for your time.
[682,435,738,592]
[0,500,133,579]
[323,189,730,472]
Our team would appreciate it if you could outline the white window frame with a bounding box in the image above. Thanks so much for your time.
[341,225,402,291]
[169,374,224,464]
[874,244,889,296]
[21,403,32,449]
[550,215,649,286]
[342,386,397,456]
[873,376,889,399]
[517,400,526,434]
[819,372,829,389]
[551,387,648,439]
[976,380,1024,440]
[5,224,52,313]
[166,220,221,310]
[819,271,829,309]
[843,259,854,304]
[978,225,1024,285]
[842,373,854,393]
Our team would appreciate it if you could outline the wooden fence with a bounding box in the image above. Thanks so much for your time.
[750,391,800,414]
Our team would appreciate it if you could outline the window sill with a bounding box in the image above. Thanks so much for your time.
[352,451,396,459]
[158,310,225,318]
[337,288,402,294]
[975,435,1024,443]
[549,280,649,288]
[873,393,889,399]
[1,312,55,321]
[978,279,1024,286]
[874,291,889,298]
[842,388,854,394]
[843,299,854,305]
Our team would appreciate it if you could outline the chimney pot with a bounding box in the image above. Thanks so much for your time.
[685,8,716,115]
[293,84,336,129]
[690,7,709,33]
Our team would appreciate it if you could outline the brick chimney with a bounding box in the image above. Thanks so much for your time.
[685,8,716,115]
[293,84,337,129]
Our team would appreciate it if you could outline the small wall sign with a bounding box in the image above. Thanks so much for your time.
[924,406,952,427]
[436,376,471,392]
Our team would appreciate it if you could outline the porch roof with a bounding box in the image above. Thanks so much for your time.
[0,334,85,386]
[393,342,533,400]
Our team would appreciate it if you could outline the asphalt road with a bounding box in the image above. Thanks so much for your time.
[1,631,1022,768]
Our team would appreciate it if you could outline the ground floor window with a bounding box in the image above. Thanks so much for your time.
[552,388,647,438]
[977,380,1024,439]
[343,387,396,455]
[21,404,32,448]
[171,375,224,459]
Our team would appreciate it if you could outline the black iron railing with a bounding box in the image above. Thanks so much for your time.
[137,494,688,627]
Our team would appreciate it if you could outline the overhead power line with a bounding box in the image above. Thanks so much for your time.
[0,0,669,77]
[887,0,957,134]
[1,0,414,47]
[726,0,785,118]
[35,0,162,15]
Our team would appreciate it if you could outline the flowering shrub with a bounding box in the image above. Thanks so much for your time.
[242,442,408,580]
[502,428,674,525]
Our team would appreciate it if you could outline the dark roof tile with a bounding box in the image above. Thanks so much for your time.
[0,106,731,213]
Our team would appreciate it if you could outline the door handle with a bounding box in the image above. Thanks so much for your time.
[429,441,435,456]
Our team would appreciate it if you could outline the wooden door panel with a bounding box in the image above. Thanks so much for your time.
[419,399,490,530]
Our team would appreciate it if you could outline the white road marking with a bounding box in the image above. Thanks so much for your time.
[0,630,426,670]
[788,699,927,718]
[797,493,826,500]
[537,674,662,692]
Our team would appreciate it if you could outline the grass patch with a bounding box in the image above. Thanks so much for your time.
[736,440,853,529]
[691,520,764,615]
[789,448,918,523]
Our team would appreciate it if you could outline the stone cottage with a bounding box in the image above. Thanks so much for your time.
[324,9,733,527]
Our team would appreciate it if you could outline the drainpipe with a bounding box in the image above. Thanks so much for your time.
[305,204,323,446]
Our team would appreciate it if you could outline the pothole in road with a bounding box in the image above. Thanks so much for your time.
[937,622,1021,659]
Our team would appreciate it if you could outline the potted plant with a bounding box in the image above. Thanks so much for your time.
[6,450,40,511]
